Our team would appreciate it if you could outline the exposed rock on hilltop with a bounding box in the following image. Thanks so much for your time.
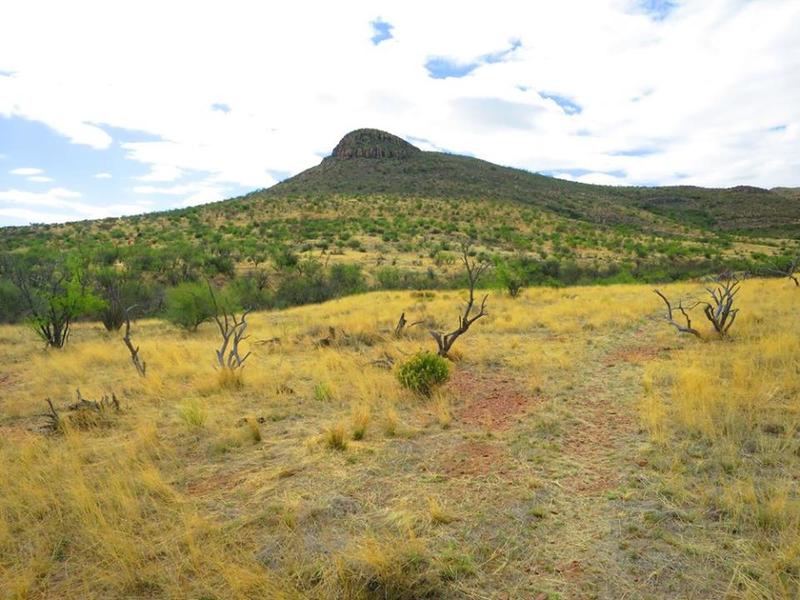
[330,128,420,159]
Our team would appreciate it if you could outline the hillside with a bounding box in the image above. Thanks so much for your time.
[1,129,798,325]
[268,129,800,235]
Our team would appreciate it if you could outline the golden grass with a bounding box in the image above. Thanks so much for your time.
[0,279,797,598]
[640,278,800,596]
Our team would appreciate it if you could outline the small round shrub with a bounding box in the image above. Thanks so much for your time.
[396,351,450,396]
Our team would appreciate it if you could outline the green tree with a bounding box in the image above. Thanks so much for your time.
[5,255,105,348]
[164,281,217,331]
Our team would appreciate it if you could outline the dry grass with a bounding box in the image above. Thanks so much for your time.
[640,278,800,597]
[0,279,797,598]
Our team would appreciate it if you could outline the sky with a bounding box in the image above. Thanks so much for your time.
[0,0,798,226]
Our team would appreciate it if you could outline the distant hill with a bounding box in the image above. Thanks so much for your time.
[1,129,798,303]
[264,129,800,236]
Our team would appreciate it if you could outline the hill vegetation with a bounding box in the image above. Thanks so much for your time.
[1,129,798,330]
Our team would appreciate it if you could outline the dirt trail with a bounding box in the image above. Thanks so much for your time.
[523,321,670,598]
[434,319,669,598]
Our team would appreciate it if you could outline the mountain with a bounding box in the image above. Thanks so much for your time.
[1,129,798,295]
[263,128,800,236]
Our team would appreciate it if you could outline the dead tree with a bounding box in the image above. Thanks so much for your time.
[394,312,423,337]
[208,283,252,373]
[700,274,740,337]
[122,305,146,377]
[429,244,490,358]
[395,312,407,336]
[767,255,799,287]
[71,388,120,412]
[653,290,702,338]
[39,390,119,434]
[39,398,61,434]
[654,273,741,339]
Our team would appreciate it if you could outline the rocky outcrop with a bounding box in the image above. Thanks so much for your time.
[331,128,420,159]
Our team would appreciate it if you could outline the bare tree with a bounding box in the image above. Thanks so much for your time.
[766,255,799,287]
[654,273,741,339]
[653,290,701,338]
[701,274,740,337]
[122,305,146,377]
[39,390,120,434]
[208,283,252,374]
[429,243,490,357]
[394,312,423,337]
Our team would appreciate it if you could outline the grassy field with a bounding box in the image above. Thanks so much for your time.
[1,278,798,598]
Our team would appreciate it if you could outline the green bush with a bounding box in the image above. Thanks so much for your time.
[396,351,450,396]
[164,281,217,331]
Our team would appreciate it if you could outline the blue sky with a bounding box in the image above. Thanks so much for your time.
[1,0,798,225]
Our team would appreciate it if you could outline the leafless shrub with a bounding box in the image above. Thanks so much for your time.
[653,290,701,338]
[122,305,146,377]
[208,284,251,375]
[654,273,742,339]
[39,389,121,434]
[429,243,490,358]
[701,273,741,336]
[766,255,799,287]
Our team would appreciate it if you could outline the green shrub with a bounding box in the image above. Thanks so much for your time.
[164,281,216,331]
[396,351,450,396]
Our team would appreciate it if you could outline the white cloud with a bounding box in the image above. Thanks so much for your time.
[0,0,797,226]
[132,180,233,208]
[93,172,112,179]
[10,167,43,175]
[554,172,627,186]
[136,164,183,182]
[0,187,154,221]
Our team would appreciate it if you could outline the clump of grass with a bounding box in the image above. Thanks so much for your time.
[314,381,334,402]
[330,535,443,599]
[217,368,243,389]
[427,497,459,524]
[396,351,450,396]
[324,422,348,451]
[383,407,400,437]
[245,418,262,442]
[432,392,452,429]
[351,404,370,440]
[178,401,207,430]
[438,544,476,581]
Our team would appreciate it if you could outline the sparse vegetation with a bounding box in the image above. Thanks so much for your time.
[0,280,797,598]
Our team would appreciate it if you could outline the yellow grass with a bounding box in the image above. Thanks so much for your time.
[640,278,800,595]
[0,279,797,598]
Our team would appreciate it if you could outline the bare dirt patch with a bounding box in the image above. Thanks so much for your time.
[450,370,540,430]
[603,344,664,366]
[438,440,509,477]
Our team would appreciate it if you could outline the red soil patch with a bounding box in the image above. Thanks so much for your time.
[439,440,508,477]
[603,344,662,366]
[561,388,636,495]
[450,370,540,430]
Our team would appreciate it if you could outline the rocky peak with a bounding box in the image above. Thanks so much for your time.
[331,128,420,159]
